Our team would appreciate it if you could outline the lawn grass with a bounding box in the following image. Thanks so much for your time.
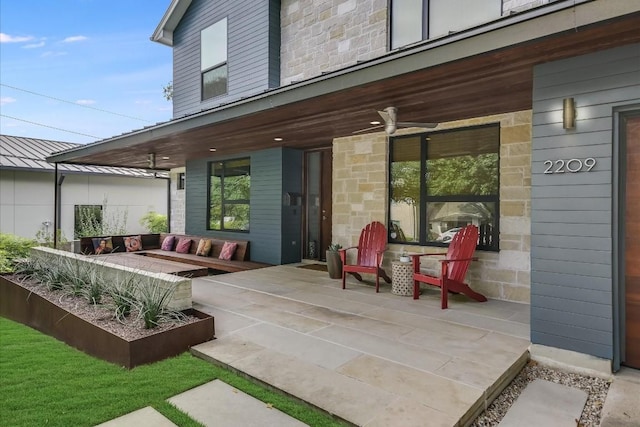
[0,317,345,427]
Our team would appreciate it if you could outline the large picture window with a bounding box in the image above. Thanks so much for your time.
[208,158,250,232]
[390,0,501,49]
[389,124,500,250]
[201,18,228,100]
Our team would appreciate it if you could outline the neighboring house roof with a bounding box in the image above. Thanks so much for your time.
[151,0,192,46]
[0,135,160,177]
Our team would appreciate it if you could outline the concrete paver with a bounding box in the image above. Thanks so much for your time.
[94,406,177,427]
[600,367,640,427]
[189,266,531,426]
[168,379,307,427]
[498,379,588,427]
[96,266,640,426]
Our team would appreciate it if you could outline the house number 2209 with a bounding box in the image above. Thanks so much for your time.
[543,158,596,174]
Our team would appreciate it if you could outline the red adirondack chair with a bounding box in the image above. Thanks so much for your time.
[340,221,391,292]
[411,224,487,309]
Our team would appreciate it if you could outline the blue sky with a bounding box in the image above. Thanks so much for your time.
[0,0,173,144]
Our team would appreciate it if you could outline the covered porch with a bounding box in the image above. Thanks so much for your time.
[190,265,530,426]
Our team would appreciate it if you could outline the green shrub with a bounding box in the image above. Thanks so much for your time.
[0,233,37,273]
[139,211,168,233]
[107,273,138,321]
[133,279,182,329]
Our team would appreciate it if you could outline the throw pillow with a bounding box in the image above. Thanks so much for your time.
[218,241,238,260]
[92,237,113,254]
[175,238,192,254]
[161,235,175,251]
[196,239,212,256]
[124,235,143,252]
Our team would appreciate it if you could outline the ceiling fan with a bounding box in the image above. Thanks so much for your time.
[353,107,438,135]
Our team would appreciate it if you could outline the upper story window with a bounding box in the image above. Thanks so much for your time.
[201,18,228,100]
[391,0,502,49]
[389,124,500,250]
[208,158,250,232]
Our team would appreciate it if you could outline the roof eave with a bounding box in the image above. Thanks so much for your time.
[151,0,192,46]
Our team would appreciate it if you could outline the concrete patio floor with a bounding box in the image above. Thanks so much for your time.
[190,264,531,426]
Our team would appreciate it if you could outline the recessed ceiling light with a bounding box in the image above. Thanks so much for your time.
[370,121,381,125]
[162,156,170,160]
[274,137,283,142]
[209,148,217,152]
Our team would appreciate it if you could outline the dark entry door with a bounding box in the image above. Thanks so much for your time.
[304,149,332,261]
[624,114,640,368]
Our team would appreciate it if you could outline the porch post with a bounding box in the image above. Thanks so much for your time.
[53,163,59,249]
[166,174,172,233]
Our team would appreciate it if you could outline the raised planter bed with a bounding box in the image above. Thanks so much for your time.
[0,275,215,369]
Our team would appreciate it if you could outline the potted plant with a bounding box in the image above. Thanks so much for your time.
[326,243,343,279]
[399,251,411,263]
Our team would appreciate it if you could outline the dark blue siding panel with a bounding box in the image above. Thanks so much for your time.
[185,148,286,265]
[281,148,303,264]
[172,0,280,118]
[530,43,640,361]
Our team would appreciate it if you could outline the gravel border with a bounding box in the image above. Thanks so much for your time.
[471,360,611,427]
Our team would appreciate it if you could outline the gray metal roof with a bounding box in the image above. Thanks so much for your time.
[0,135,160,177]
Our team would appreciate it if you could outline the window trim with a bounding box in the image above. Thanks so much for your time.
[388,123,500,251]
[177,172,185,190]
[200,18,228,101]
[207,158,250,233]
[389,0,504,50]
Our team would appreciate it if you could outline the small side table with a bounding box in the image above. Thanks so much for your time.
[391,261,413,296]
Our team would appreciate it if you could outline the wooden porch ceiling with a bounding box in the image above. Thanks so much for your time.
[60,12,640,170]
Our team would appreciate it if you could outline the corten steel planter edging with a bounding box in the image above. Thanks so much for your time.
[0,275,215,369]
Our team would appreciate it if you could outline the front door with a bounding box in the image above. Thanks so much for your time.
[304,149,332,261]
[624,113,640,368]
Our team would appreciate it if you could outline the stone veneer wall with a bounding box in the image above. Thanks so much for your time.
[169,168,186,234]
[280,0,558,85]
[332,110,532,303]
[280,0,387,85]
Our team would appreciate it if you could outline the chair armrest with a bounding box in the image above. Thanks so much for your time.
[338,246,358,264]
[440,257,478,264]
[409,253,445,260]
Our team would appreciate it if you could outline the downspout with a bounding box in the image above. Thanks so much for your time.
[53,163,59,248]
[166,174,172,233]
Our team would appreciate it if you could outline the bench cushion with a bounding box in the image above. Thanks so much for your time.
[176,238,192,254]
[219,241,237,260]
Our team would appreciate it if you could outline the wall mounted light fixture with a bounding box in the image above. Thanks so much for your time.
[147,153,156,169]
[563,97,576,130]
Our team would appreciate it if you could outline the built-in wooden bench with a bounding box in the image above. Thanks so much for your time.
[79,233,271,273]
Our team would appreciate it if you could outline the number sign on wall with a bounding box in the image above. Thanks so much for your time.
[543,158,597,174]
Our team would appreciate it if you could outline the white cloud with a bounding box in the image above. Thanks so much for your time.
[24,41,45,49]
[76,99,96,105]
[62,35,88,43]
[0,97,17,106]
[41,51,68,58]
[0,33,34,43]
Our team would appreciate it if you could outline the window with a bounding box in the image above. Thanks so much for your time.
[201,18,228,100]
[177,172,185,190]
[74,205,103,238]
[389,124,500,250]
[208,158,250,231]
[390,0,501,49]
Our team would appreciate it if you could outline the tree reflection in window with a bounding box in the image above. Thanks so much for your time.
[209,158,250,231]
[389,124,499,250]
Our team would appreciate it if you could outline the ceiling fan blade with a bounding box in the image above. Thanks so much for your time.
[352,124,384,134]
[397,121,439,129]
[378,109,392,124]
